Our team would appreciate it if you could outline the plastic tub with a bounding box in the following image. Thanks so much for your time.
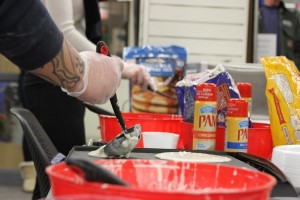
[142,132,179,149]
[180,121,273,160]
[47,159,276,200]
[99,113,182,148]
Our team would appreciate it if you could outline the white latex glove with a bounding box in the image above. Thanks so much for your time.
[62,51,124,104]
[121,62,156,90]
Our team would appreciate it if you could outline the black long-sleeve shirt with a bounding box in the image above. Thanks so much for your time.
[0,0,63,70]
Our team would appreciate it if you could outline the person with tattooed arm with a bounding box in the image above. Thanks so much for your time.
[12,0,152,197]
[0,0,148,198]
[1,0,120,197]
[0,0,123,105]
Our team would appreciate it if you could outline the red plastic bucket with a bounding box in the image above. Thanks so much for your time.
[99,113,183,148]
[47,159,276,200]
[180,121,273,160]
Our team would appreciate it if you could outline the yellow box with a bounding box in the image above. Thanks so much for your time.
[0,143,24,169]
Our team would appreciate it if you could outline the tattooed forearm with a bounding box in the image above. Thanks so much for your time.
[30,40,85,90]
[52,41,83,89]
[67,41,84,75]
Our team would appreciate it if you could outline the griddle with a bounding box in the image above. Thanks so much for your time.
[69,146,252,169]
[67,146,299,198]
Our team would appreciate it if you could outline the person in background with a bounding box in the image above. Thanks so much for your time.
[259,0,300,69]
[17,0,151,199]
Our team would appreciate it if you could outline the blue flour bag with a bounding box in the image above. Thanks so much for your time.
[123,45,187,114]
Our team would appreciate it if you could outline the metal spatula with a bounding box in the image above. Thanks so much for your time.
[96,41,141,157]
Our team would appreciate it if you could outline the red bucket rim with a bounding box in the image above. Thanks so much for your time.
[46,159,276,196]
[99,113,182,120]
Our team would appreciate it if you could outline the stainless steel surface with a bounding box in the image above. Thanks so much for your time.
[189,62,269,119]
[271,198,300,200]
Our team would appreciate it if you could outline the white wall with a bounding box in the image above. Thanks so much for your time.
[139,0,252,63]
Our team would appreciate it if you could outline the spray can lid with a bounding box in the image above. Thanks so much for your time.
[237,82,252,98]
[196,83,217,101]
[227,98,248,117]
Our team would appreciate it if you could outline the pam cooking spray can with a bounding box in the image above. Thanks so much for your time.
[225,98,248,152]
[193,83,217,150]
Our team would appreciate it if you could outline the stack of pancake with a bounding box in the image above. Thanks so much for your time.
[131,77,178,114]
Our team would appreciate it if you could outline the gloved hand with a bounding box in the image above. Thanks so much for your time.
[62,51,124,104]
[121,62,156,90]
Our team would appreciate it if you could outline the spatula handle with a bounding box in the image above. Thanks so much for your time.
[96,41,127,133]
[66,158,130,186]
[110,94,127,132]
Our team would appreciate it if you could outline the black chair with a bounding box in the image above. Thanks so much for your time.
[10,108,65,198]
